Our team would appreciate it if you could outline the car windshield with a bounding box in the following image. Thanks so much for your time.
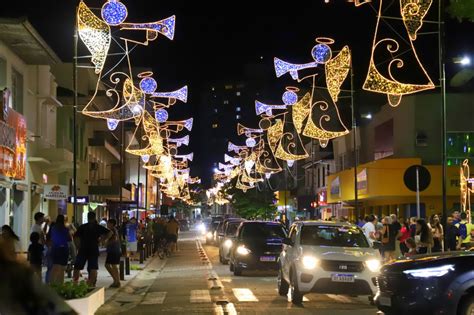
[241,223,287,239]
[225,222,241,236]
[300,225,369,248]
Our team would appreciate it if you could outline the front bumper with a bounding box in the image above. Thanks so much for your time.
[296,268,378,295]
[374,291,455,315]
[235,254,280,271]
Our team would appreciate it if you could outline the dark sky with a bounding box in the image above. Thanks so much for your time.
[1,0,473,183]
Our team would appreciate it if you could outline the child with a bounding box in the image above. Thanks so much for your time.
[28,232,44,278]
[404,238,417,258]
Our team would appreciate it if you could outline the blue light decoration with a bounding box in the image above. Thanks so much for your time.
[287,160,295,167]
[168,135,189,147]
[184,118,193,131]
[152,86,188,103]
[228,141,246,153]
[140,77,157,94]
[121,15,176,41]
[101,0,128,26]
[141,155,150,163]
[131,104,143,115]
[246,137,257,148]
[274,57,317,80]
[282,88,298,105]
[311,43,332,64]
[107,118,119,130]
[155,109,169,123]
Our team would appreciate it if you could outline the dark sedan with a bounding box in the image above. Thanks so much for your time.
[374,251,474,315]
[229,221,287,276]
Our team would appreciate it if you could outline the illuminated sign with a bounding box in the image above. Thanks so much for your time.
[68,196,89,204]
[44,185,68,200]
[0,89,26,180]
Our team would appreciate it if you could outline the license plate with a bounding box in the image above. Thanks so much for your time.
[331,274,355,283]
[378,296,391,307]
[260,256,276,262]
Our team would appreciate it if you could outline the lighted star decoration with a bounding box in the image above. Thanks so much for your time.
[359,0,434,106]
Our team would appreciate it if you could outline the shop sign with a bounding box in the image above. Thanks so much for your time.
[0,89,26,180]
[357,169,367,194]
[44,185,68,200]
[68,196,89,204]
[318,190,327,206]
[330,177,340,197]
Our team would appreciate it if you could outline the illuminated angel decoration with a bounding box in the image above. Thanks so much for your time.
[460,159,473,222]
[355,0,434,106]
[274,38,350,148]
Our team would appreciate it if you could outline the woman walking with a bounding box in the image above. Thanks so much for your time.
[1,225,20,260]
[105,219,121,288]
[49,215,71,284]
[429,214,444,252]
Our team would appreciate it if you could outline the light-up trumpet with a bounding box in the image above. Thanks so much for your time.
[228,141,246,153]
[120,15,176,42]
[168,135,190,147]
[175,153,194,162]
[237,123,263,136]
[274,58,318,80]
[151,86,188,103]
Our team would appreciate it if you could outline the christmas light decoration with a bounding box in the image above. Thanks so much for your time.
[460,159,472,221]
[120,15,176,45]
[325,46,351,103]
[292,93,311,133]
[255,140,282,174]
[274,58,318,80]
[155,109,169,123]
[175,153,194,162]
[141,154,150,163]
[107,118,119,131]
[287,160,295,167]
[168,135,190,147]
[101,0,128,26]
[237,123,263,136]
[361,0,434,106]
[228,142,247,153]
[139,73,158,94]
[152,86,188,103]
[267,119,284,152]
[246,137,257,148]
[77,1,111,74]
[282,87,299,105]
[274,115,309,161]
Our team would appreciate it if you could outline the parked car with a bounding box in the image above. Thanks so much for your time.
[219,219,245,264]
[216,218,243,246]
[278,221,381,304]
[206,220,222,245]
[374,251,474,315]
[229,221,287,276]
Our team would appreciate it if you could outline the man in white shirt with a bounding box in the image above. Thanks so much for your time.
[31,212,46,245]
[362,214,377,246]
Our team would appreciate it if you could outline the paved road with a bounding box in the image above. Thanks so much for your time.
[98,228,380,314]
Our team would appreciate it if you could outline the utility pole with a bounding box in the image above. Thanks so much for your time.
[350,59,359,219]
[72,8,78,225]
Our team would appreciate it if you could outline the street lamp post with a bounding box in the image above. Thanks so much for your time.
[438,0,448,228]
[72,11,78,225]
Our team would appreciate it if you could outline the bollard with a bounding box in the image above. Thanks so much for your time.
[119,260,125,281]
[125,256,130,275]
[140,247,144,264]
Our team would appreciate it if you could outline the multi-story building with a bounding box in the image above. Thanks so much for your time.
[0,18,65,251]
[326,92,474,220]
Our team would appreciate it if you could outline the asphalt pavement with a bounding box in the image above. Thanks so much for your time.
[97,228,380,314]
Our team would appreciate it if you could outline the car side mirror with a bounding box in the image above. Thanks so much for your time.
[282,238,293,246]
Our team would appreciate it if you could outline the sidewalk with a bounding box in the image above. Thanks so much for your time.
[43,248,159,302]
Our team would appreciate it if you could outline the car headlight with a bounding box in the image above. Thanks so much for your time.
[236,246,251,256]
[365,259,381,272]
[302,256,319,269]
[198,224,206,234]
[224,239,233,248]
[206,232,213,238]
[403,264,455,278]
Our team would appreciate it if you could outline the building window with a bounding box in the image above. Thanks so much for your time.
[236,91,241,96]
[236,107,241,112]
[374,119,394,160]
[236,115,241,120]
[214,108,218,113]
[225,85,233,90]
[317,168,320,188]
[212,123,218,129]
[211,87,215,91]
[11,68,23,113]
[223,100,229,105]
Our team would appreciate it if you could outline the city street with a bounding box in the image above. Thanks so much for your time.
[97,228,378,314]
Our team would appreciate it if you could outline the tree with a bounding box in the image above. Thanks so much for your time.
[228,185,277,220]
[448,0,474,21]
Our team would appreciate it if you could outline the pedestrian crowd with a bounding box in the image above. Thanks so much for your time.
[0,211,183,290]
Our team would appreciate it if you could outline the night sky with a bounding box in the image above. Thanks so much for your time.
[1,0,473,183]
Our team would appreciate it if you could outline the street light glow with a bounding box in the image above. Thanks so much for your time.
[461,56,471,66]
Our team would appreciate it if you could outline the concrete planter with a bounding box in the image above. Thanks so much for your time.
[66,287,105,315]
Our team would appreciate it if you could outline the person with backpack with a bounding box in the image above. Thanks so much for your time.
[455,212,473,250]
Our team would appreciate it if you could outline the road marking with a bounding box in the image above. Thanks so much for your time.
[232,288,259,302]
[326,294,353,303]
[214,302,238,315]
[190,290,212,303]
[141,292,167,305]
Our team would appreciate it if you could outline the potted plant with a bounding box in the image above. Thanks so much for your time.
[51,281,105,315]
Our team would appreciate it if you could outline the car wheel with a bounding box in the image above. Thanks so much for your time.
[459,294,474,315]
[277,267,289,296]
[290,269,303,305]
[233,266,242,276]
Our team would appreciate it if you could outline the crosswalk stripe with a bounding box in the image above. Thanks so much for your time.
[326,294,353,303]
[214,302,237,315]
[232,288,259,302]
[190,290,212,303]
[141,292,167,305]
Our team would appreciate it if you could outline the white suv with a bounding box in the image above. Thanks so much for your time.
[278,221,381,304]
